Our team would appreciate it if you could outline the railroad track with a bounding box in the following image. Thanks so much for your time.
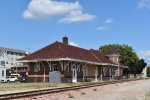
[0,78,147,100]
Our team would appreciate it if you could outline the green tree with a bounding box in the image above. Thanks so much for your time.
[99,44,139,74]
[136,59,147,74]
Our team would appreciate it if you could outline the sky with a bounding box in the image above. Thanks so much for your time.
[0,0,150,64]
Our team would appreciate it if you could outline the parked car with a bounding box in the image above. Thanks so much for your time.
[6,76,18,82]
[19,76,28,83]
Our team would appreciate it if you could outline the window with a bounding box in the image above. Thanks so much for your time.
[7,51,10,55]
[2,70,4,77]
[34,64,39,72]
[51,64,58,71]
[112,57,115,62]
[1,61,5,66]
[10,76,15,78]
[6,62,8,64]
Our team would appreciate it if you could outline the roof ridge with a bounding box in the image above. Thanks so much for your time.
[90,50,102,63]
[56,41,90,52]
[19,41,59,60]
[0,47,26,52]
[0,50,5,56]
[32,41,58,53]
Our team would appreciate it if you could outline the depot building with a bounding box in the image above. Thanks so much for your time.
[19,36,123,83]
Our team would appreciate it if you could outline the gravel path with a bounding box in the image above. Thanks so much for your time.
[18,79,150,100]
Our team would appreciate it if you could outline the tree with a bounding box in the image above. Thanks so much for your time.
[99,44,143,75]
[100,44,139,67]
[147,66,150,77]
[136,59,147,74]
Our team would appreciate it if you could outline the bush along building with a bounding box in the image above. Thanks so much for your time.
[19,36,124,83]
[0,47,27,81]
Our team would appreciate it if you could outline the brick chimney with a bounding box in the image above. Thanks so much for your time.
[63,36,68,45]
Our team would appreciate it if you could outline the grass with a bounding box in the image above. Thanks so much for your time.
[145,92,150,100]
[0,82,82,91]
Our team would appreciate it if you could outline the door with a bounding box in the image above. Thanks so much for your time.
[72,68,77,83]
[83,66,88,80]
[94,66,98,81]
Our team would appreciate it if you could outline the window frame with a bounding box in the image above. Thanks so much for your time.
[51,64,58,71]
[34,64,40,72]
[2,70,4,77]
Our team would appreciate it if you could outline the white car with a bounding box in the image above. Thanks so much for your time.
[6,76,18,82]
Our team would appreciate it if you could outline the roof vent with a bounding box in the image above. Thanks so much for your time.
[63,36,68,45]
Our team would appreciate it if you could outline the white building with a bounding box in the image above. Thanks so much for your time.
[142,66,147,78]
[0,47,26,81]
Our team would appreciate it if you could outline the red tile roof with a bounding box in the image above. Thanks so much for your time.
[20,41,117,65]
[89,49,116,64]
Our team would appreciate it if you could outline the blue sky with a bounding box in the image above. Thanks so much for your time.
[0,0,150,64]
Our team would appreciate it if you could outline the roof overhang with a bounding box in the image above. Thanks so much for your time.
[18,58,118,66]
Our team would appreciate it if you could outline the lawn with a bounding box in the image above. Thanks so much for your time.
[145,92,150,100]
[0,82,82,91]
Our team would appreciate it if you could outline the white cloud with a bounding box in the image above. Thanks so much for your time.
[96,18,113,31]
[58,10,96,23]
[23,0,95,23]
[105,18,113,24]
[137,0,150,9]
[23,0,81,19]
[138,50,150,65]
[96,26,107,30]
[69,42,78,46]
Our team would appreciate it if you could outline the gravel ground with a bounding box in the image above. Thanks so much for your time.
[17,79,150,100]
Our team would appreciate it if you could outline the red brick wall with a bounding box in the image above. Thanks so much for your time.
[27,62,108,82]
[27,61,84,82]
[108,56,120,64]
